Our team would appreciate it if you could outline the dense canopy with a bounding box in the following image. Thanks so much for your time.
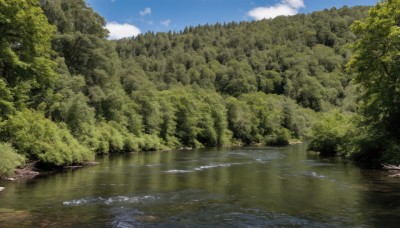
[4,0,396,176]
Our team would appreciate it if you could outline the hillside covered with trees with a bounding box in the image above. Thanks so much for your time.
[309,0,400,165]
[0,0,382,177]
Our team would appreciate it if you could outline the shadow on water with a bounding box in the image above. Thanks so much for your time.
[1,144,400,227]
[355,170,400,227]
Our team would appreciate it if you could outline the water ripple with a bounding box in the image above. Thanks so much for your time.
[63,195,157,206]
[163,162,245,174]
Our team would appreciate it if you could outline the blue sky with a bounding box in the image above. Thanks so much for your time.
[85,0,378,39]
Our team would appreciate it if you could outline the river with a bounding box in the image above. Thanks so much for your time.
[0,144,400,227]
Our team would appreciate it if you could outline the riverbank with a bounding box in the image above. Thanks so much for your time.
[3,142,397,182]
[1,161,100,182]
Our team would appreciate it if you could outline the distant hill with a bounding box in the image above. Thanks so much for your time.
[0,0,371,175]
[116,6,369,111]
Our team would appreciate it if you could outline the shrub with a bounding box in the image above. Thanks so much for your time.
[138,134,165,151]
[1,109,94,166]
[308,110,353,156]
[0,143,25,177]
[265,128,291,146]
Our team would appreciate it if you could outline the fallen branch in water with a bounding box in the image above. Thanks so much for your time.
[382,163,400,170]
[14,161,40,178]
[382,164,400,177]
[388,173,400,178]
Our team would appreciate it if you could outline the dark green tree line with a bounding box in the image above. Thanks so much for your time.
[0,0,375,176]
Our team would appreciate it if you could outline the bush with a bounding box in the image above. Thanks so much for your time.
[123,135,139,152]
[308,110,353,156]
[0,143,25,177]
[380,141,400,165]
[1,109,94,166]
[138,134,165,151]
[81,121,142,154]
[265,128,291,146]
[350,128,400,165]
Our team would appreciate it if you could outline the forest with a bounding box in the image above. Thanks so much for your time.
[0,0,398,177]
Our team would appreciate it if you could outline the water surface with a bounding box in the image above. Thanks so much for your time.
[1,144,400,227]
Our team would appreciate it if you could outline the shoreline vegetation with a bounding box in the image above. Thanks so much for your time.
[1,0,399,178]
[1,140,398,181]
[2,142,303,181]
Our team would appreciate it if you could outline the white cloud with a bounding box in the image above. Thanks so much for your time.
[160,19,171,27]
[285,0,304,8]
[140,7,151,16]
[248,0,305,20]
[105,22,141,40]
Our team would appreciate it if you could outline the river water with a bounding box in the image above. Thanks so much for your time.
[1,144,400,227]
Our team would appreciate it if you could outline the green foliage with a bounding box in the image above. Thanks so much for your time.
[349,1,400,135]
[308,110,354,156]
[116,6,369,111]
[153,87,232,148]
[0,79,15,116]
[226,97,253,144]
[340,120,389,163]
[43,0,107,36]
[0,143,25,177]
[307,1,400,163]
[0,0,376,173]
[137,134,165,151]
[266,128,291,146]
[0,109,94,166]
[344,0,400,163]
[0,0,56,74]
[0,0,57,109]
[380,141,400,165]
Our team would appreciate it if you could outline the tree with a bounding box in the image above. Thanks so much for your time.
[0,79,15,116]
[0,0,56,108]
[347,0,400,163]
[349,0,400,137]
[226,97,253,144]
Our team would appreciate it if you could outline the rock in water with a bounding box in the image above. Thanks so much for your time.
[0,187,5,192]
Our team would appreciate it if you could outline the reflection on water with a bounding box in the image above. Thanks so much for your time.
[1,144,400,227]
